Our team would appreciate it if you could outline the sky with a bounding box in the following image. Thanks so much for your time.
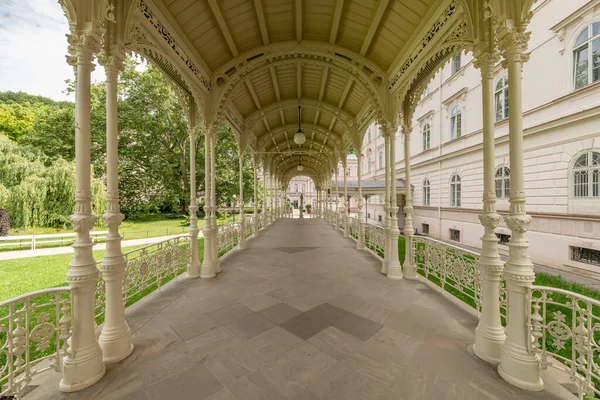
[0,0,105,102]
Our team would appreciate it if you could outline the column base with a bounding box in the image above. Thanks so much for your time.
[498,343,543,391]
[187,261,201,279]
[239,240,247,250]
[473,326,505,365]
[387,261,403,280]
[60,349,106,392]
[402,261,418,280]
[99,333,134,364]
[201,261,216,279]
[381,260,389,275]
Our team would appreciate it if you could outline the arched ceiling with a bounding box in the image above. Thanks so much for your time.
[138,0,466,175]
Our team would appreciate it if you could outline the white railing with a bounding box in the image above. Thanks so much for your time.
[364,223,385,258]
[244,216,254,239]
[0,231,108,251]
[348,217,359,240]
[1,288,71,399]
[530,286,600,399]
[94,235,190,321]
[217,222,239,257]
[0,228,189,252]
[412,236,482,311]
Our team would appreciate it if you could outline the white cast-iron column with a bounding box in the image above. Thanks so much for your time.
[98,55,134,364]
[343,162,349,237]
[238,147,247,249]
[262,168,267,227]
[497,30,543,391]
[210,131,220,273]
[186,115,201,278]
[473,52,506,364]
[61,36,105,392]
[387,126,403,280]
[253,156,259,237]
[401,123,416,279]
[269,173,273,224]
[357,153,365,249]
[335,169,339,228]
[382,131,390,274]
[201,130,216,279]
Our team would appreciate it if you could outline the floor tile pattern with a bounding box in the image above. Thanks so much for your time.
[27,219,574,400]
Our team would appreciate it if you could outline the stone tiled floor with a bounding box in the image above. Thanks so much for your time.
[29,219,574,400]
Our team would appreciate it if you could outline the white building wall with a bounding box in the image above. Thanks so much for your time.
[360,0,600,274]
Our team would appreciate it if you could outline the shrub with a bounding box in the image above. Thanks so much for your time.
[0,208,11,236]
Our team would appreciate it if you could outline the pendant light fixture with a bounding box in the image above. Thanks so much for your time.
[294,106,306,145]
[297,154,304,172]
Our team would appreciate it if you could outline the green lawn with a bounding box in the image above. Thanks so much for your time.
[0,238,205,302]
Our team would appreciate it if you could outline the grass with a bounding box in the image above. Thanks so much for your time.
[0,238,205,302]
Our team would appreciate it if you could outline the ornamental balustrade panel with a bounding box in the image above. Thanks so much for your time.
[412,236,481,311]
[349,217,359,240]
[1,288,71,399]
[244,216,254,239]
[530,286,600,399]
[94,235,190,322]
[217,222,239,257]
[364,224,385,258]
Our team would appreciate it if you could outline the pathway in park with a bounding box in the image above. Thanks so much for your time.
[0,233,198,261]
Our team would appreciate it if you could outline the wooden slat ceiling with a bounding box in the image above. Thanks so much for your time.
[156,0,438,175]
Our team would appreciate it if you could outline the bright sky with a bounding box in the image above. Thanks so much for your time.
[0,0,105,102]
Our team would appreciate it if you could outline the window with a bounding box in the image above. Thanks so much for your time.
[367,213,371,219]
[367,156,372,173]
[301,184,306,193]
[346,168,350,176]
[573,23,600,90]
[422,223,430,235]
[422,123,431,151]
[378,150,383,169]
[294,184,298,192]
[451,54,461,75]
[422,82,431,98]
[450,229,460,242]
[378,215,382,222]
[495,75,509,121]
[450,106,462,139]
[496,232,511,245]
[572,151,600,197]
[495,166,510,198]
[450,174,461,207]
[423,179,431,206]
[571,246,600,266]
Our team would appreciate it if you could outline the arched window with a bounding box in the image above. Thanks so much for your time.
[301,184,306,193]
[450,106,462,139]
[346,168,350,176]
[294,184,298,192]
[572,151,600,197]
[450,174,461,207]
[573,23,600,90]
[378,150,383,168]
[422,123,431,151]
[495,75,509,121]
[495,166,510,198]
[423,179,431,206]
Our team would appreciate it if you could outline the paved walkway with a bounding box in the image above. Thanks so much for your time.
[29,219,573,399]
[0,233,195,261]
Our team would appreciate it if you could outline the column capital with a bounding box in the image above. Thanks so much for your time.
[98,52,125,77]
[498,31,531,65]
[66,32,99,68]
[473,51,500,78]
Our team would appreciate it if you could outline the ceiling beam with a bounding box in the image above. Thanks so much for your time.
[270,67,281,101]
[360,0,390,56]
[338,78,353,109]
[318,67,329,101]
[329,0,345,44]
[296,62,302,99]
[245,80,262,110]
[208,0,239,57]
[253,0,270,45]
[295,0,303,43]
